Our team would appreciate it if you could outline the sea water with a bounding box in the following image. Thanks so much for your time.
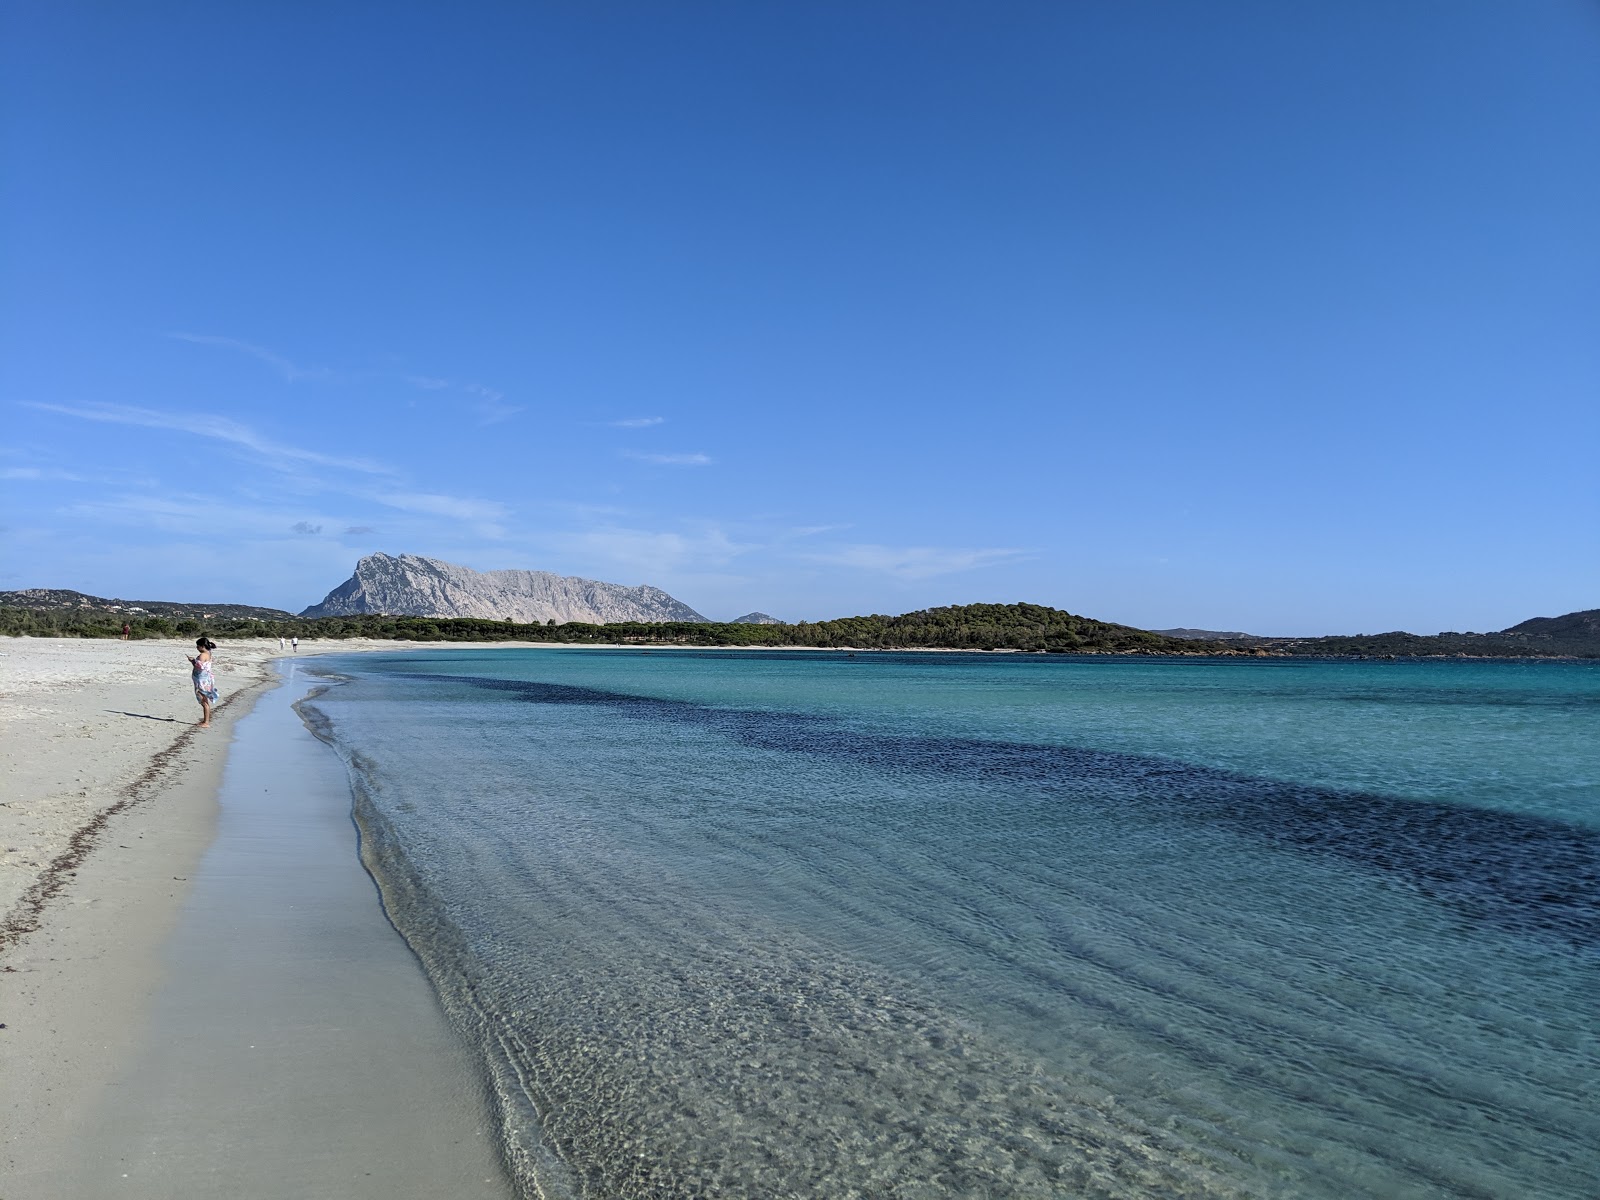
[298,649,1599,1199]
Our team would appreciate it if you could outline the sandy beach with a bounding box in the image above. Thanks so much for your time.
[0,637,543,1197]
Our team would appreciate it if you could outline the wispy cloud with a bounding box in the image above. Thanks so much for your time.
[623,450,713,466]
[65,492,316,539]
[468,391,522,425]
[174,332,520,424]
[789,523,850,538]
[405,376,521,424]
[372,491,509,522]
[28,402,391,475]
[401,375,452,391]
[31,403,513,538]
[544,524,755,576]
[801,543,1030,580]
[609,416,665,428]
[63,488,510,551]
[2,466,87,482]
[168,332,334,383]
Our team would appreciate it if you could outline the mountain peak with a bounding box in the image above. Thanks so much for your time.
[301,553,707,623]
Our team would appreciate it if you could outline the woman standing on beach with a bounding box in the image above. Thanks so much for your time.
[188,636,219,728]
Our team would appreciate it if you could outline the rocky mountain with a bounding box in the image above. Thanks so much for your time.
[300,553,708,624]
[730,612,784,625]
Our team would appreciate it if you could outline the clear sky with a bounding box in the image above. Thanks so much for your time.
[4,2,1596,633]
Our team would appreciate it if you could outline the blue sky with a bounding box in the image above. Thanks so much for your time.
[4,2,1596,633]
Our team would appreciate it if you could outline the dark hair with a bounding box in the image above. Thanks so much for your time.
[196,637,217,651]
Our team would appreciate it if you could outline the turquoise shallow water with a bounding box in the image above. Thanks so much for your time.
[300,649,1599,1199]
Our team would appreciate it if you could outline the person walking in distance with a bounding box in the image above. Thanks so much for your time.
[187,637,219,728]
[291,635,299,652]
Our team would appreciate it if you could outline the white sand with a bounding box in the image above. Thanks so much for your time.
[0,636,554,1196]
[0,637,281,929]
[0,636,567,933]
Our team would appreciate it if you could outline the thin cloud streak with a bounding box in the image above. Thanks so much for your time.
[174,332,520,424]
[2,466,87,482]
[167,332,333,383]
[405,376,521,424]
[623,450,713,466]
[471,396,524,425]
[33,403,509,535]
[65,490,504,544]
[541,524,755,576]
[66,492,318,538]
[609,416,665,428]
[371,491,510,522]
[28,402,391,475]
[801,543,1031,580]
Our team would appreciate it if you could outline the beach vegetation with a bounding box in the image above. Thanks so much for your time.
[2,599,1595,657]
[0,600,1214,652]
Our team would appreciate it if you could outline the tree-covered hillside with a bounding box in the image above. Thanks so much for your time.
[0,588,291,621]
[4,596,1593,656]
[1502,608,1600,640]
[1264,626,1599,658]
[0,601,1229,654]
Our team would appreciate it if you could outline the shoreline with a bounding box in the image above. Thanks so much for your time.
[53,668,511,1197]
[0,636,575,935]
[0,638,531,1195]
[8,632,1582,663]
[1,646,274,1190]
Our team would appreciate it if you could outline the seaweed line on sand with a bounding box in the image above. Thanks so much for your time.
[0,664,278,956]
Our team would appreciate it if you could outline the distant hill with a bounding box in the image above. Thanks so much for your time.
[1152,627,1263,642]
[1503,609,1600,639]
[769,603,1230,653]
[1255,607,1599,658]
[4,584,1592,657]
[267,601,1231,653]
[301,553,708,624]
[0,588,291,621]
[2,598,1233,652]
[730,612,784,625]
[539,603,1229,653]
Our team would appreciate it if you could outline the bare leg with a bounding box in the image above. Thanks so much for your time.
[199,696,212,728]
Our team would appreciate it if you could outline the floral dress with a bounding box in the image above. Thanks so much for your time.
[192,654,219,704]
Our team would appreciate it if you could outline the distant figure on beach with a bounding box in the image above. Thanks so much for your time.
[279,635,286,651]
[187,637,219,728]
[291,635,299,652]
[121,622,130,640]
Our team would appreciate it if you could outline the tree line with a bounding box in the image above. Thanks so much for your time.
[0,602,1223,654]
[7,602,1589,656]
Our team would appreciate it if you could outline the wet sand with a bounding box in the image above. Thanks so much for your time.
[57,667,511,1197]
[0,641,525,1198]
